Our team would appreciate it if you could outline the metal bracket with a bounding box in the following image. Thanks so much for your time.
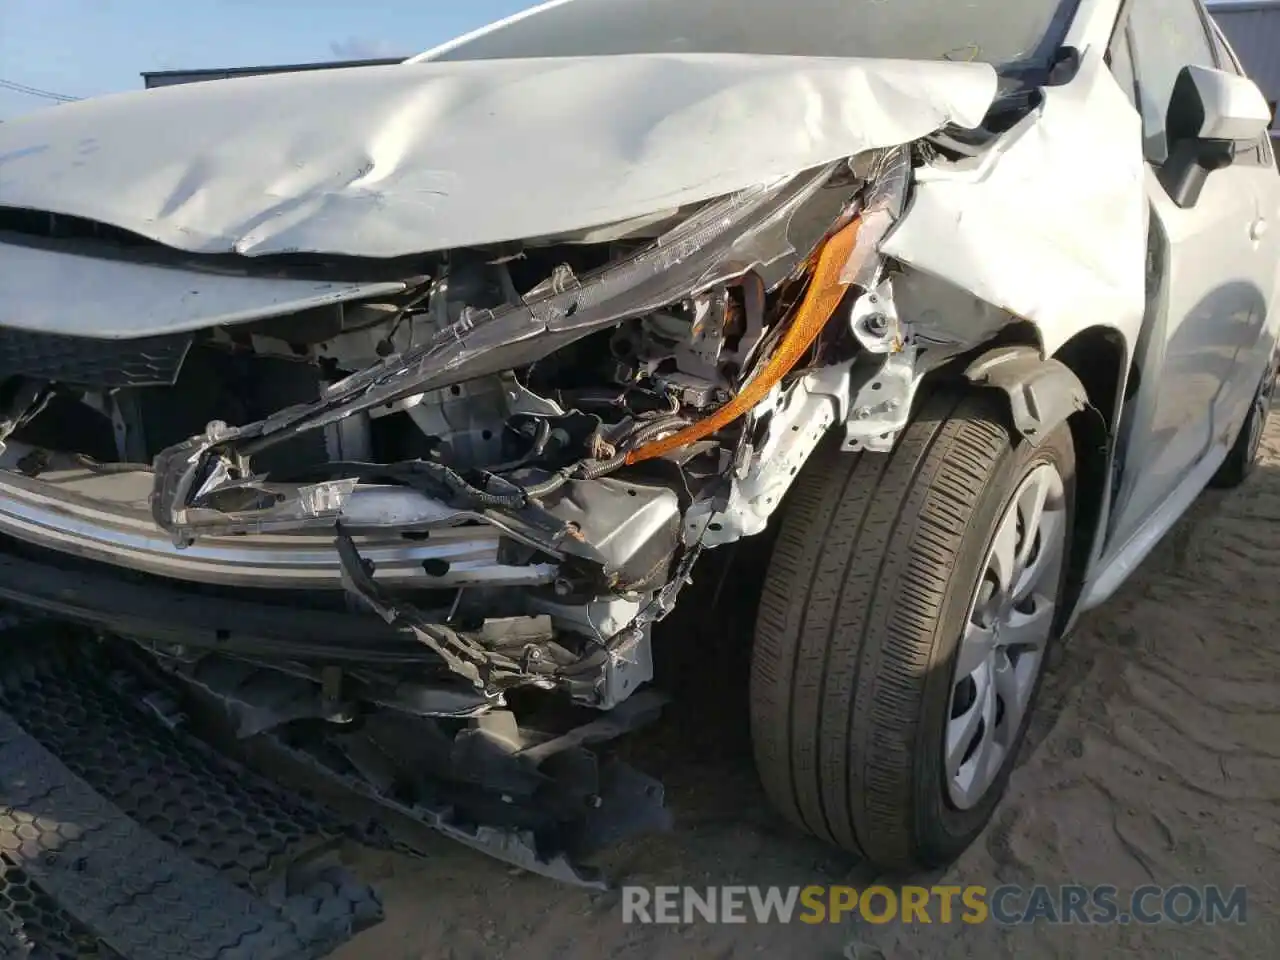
[842,280,920,453]
[963,345,1088,445]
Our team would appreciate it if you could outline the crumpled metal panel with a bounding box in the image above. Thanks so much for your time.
[881,54,1148,358]
[0,54,996,260]
[0,238,407,339]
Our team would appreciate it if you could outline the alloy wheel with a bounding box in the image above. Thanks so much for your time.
[945,462,1067,810]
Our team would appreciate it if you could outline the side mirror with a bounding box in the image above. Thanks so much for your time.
[1160,65,1272,208]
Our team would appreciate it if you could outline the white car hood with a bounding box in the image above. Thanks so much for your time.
[0,54,996,259]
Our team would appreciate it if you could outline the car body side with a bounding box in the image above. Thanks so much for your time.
[880,0,1280,628]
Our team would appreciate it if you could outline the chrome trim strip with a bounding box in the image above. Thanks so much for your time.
[0,471,556,590]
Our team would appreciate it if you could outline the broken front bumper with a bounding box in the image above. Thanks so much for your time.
[0,445,680,592]
[0,443,688,712]
[0,479,679,888]
[0,466,555,589]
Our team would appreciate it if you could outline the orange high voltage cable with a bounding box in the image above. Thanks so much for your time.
[625,216,862,465]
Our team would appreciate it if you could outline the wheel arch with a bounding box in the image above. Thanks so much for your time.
[927,323,1129,627]
[1051,325,1129,621]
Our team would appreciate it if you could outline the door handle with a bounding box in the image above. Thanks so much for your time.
[1251,217,1269,241]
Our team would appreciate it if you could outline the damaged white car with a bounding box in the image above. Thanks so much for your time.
[0,0,1276,880]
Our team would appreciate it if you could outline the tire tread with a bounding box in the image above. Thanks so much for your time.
[751,388,1017,865]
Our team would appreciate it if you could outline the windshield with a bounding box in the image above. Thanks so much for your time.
[418,0,1079,72]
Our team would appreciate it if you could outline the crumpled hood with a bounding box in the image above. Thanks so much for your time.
[0,54,996,259]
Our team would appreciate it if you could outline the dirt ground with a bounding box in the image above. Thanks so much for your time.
[330,416,1280,960]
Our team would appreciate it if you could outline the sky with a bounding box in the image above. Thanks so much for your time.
[0,0,535,119]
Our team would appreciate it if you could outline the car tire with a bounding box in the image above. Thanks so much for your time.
[750,387,1075,871]
[1209,350,1277,490]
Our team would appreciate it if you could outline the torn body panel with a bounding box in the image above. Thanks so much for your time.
[881,54,1147,360]
[0,55,996,261]
[612,57,1148,548]
[0,234,408,338]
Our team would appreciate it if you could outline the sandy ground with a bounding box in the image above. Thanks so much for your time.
[330,416,1280,960]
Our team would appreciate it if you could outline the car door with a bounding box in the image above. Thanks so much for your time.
[1105,0,1273,552]
[1206,17,1280,414]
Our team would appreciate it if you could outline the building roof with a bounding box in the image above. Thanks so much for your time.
[1211,0,1280,108]
[141,57,406,87]
[1206,1,1280,11]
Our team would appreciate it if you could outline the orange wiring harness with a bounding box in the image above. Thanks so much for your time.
[625,216,862,465]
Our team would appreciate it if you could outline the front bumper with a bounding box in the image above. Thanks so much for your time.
[0,538,429,661]
[0,456,557,590]
[0,444,681,594]
[0,443,685,710]
[0,510,674,888]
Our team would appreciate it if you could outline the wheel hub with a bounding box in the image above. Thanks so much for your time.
[944,461,1067,810]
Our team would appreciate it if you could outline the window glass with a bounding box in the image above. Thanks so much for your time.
[1128,0,1217,163]
[1209,23,1242,76]
[423,0,1080,73]
[1107,27,1139,110]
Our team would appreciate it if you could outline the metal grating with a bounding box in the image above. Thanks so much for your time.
[0,640,382,959]
[0,329,191,388]
[0,856,123,960]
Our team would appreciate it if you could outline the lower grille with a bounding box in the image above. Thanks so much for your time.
[0,633,382,959]
[0,329,190,387]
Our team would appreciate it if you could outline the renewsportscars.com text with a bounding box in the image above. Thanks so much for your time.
[621,884,1248,926]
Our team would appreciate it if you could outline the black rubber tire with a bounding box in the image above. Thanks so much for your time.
[1210,350,1277,490]
[749,388,1075,872]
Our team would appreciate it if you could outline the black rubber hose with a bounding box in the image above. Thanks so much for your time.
[487,418,553,474]
[618,415,692,448]
[411,460,531,508]
[517,416,689,499]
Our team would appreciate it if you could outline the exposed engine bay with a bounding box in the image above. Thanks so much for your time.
[0,141,1036,882]
[0,148,965,712]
